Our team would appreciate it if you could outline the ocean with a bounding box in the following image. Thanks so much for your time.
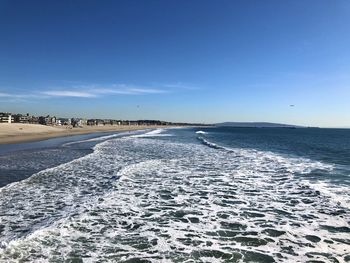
[0,127,349,262]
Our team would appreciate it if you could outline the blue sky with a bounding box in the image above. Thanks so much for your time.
[0,0,349,127]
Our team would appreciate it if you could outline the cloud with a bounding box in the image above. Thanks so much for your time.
[97,87,167,95]
[158,82,199,90]
[41,90,97,98]
[40,84,169,98]
[0,92,42,99]
[1,82,190,100]
[129,88,167,94]
[0,92,46,103]
[90,84,168,95]
[0,92,11,97]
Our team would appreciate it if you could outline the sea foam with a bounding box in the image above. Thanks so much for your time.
[0,129,348,262]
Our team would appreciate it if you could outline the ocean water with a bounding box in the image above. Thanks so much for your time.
[0,127,349,262]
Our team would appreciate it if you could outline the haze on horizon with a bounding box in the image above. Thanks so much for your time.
[0,0,349,128]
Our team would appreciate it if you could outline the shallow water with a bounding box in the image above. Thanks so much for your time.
[0,127,349,262]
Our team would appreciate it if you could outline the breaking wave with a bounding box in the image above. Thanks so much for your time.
[0,129,348,262]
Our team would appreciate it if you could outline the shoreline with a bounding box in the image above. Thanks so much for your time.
[0,123,173,144]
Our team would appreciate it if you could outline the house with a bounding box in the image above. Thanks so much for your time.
[28,116,39,124]
[87,119,96,126]
[96,119,105,126]
[57,118,69,125]
[70,118,78,127]
[19,115,30,123]
[13,113,30,123]
[78,119,87,126]
[50,116,56,125]
[0,112,14,123]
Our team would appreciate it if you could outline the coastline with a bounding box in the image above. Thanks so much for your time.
[0,123,170,144]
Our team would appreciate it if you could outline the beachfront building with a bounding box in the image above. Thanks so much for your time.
[78,119,87,127]
[57,118,70,125]
[87,119,96,126]
[51,116,56,125]
[70,118,86,127]
[13,113,30,123]
[0,112,14,123]
[18,115,30,123]
[86,119,108,126]
[97,119,105,126]
[28,116,39,124]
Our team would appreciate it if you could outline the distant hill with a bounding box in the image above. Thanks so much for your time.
[215,122,303,128]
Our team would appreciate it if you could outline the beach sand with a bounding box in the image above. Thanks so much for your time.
[0,123,165,144]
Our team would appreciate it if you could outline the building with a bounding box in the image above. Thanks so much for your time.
[13,113,30,123]
[28,116,39,124]
[87,119,96,126]
[96,119,105,126]
[57,118,70,125]
[78,119,87,126]
[0,112,14,123]
[50,116,56,125]
[19,115,30,123]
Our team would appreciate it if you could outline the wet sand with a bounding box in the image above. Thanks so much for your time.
[0,123,167,144]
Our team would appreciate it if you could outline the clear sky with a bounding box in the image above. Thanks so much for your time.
[0,0,349,127]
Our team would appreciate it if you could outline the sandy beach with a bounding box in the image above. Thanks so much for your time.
[0,123,165,144]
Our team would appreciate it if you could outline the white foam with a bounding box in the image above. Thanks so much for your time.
[130,128,172,138]
[304,180,350,210]
[196,130,207,134]
[0,134,348,262]
[62,130,145,146]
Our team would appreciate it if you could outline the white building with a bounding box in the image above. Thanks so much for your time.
[18,115,30,123]
[0,113,14,123]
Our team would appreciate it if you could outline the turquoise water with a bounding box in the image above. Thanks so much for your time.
[0,128,349,262]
